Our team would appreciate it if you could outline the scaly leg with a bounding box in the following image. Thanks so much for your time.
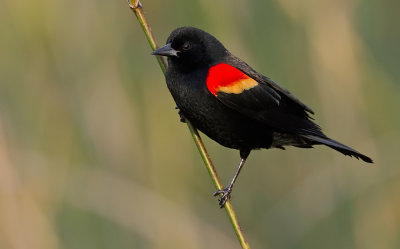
[213,150,250,208]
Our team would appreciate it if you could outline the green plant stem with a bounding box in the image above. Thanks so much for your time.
[128,1,250,248]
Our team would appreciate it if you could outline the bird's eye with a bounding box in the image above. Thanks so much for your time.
[182,42,191,51]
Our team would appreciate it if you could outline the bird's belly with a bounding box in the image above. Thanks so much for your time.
[177,90,272,150]
[166,68,273,150]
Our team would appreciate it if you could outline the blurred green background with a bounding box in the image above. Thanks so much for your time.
[1,0,399,248]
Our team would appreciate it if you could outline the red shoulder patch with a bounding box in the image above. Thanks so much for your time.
[206,63,258,96]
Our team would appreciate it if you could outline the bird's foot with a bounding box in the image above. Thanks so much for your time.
[175,106,186,123]
[213,185,232,208]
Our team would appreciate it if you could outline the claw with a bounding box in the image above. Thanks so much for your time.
[213,186,232,208]
[178,111,186,123]
[175,106,186,123]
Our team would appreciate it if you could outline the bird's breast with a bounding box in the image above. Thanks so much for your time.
[165,67,273,150]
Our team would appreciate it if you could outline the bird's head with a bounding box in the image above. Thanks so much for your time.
[152,27,228,71]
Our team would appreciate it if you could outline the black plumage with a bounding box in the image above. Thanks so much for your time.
[152,26,372,207]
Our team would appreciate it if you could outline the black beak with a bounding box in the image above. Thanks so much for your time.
[152,43,179,57]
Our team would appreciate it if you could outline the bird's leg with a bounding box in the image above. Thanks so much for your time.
[175,105,186,123]
[213,150,250,208]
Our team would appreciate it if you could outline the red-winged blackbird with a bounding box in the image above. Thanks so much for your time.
[152,27,373,208]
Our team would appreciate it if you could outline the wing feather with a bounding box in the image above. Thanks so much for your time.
[208,59,323,136]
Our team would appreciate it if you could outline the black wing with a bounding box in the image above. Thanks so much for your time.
[214,56,324,137]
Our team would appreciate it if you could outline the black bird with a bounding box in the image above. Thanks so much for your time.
[152,27,373,208]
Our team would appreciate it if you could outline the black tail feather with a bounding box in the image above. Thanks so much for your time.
[304,135,373,163]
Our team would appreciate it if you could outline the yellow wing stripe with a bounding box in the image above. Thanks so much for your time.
[216,78,258,95]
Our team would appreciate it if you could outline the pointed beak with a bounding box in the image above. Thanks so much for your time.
[152,43,179,57]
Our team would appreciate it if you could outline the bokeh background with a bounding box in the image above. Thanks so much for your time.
[1,0,399,248]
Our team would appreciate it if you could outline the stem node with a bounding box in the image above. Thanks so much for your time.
[128,0,142,9]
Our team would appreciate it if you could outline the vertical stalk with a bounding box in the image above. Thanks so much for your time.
[128,1,250,248]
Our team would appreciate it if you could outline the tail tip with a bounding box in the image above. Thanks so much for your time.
[358,154,373,164]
